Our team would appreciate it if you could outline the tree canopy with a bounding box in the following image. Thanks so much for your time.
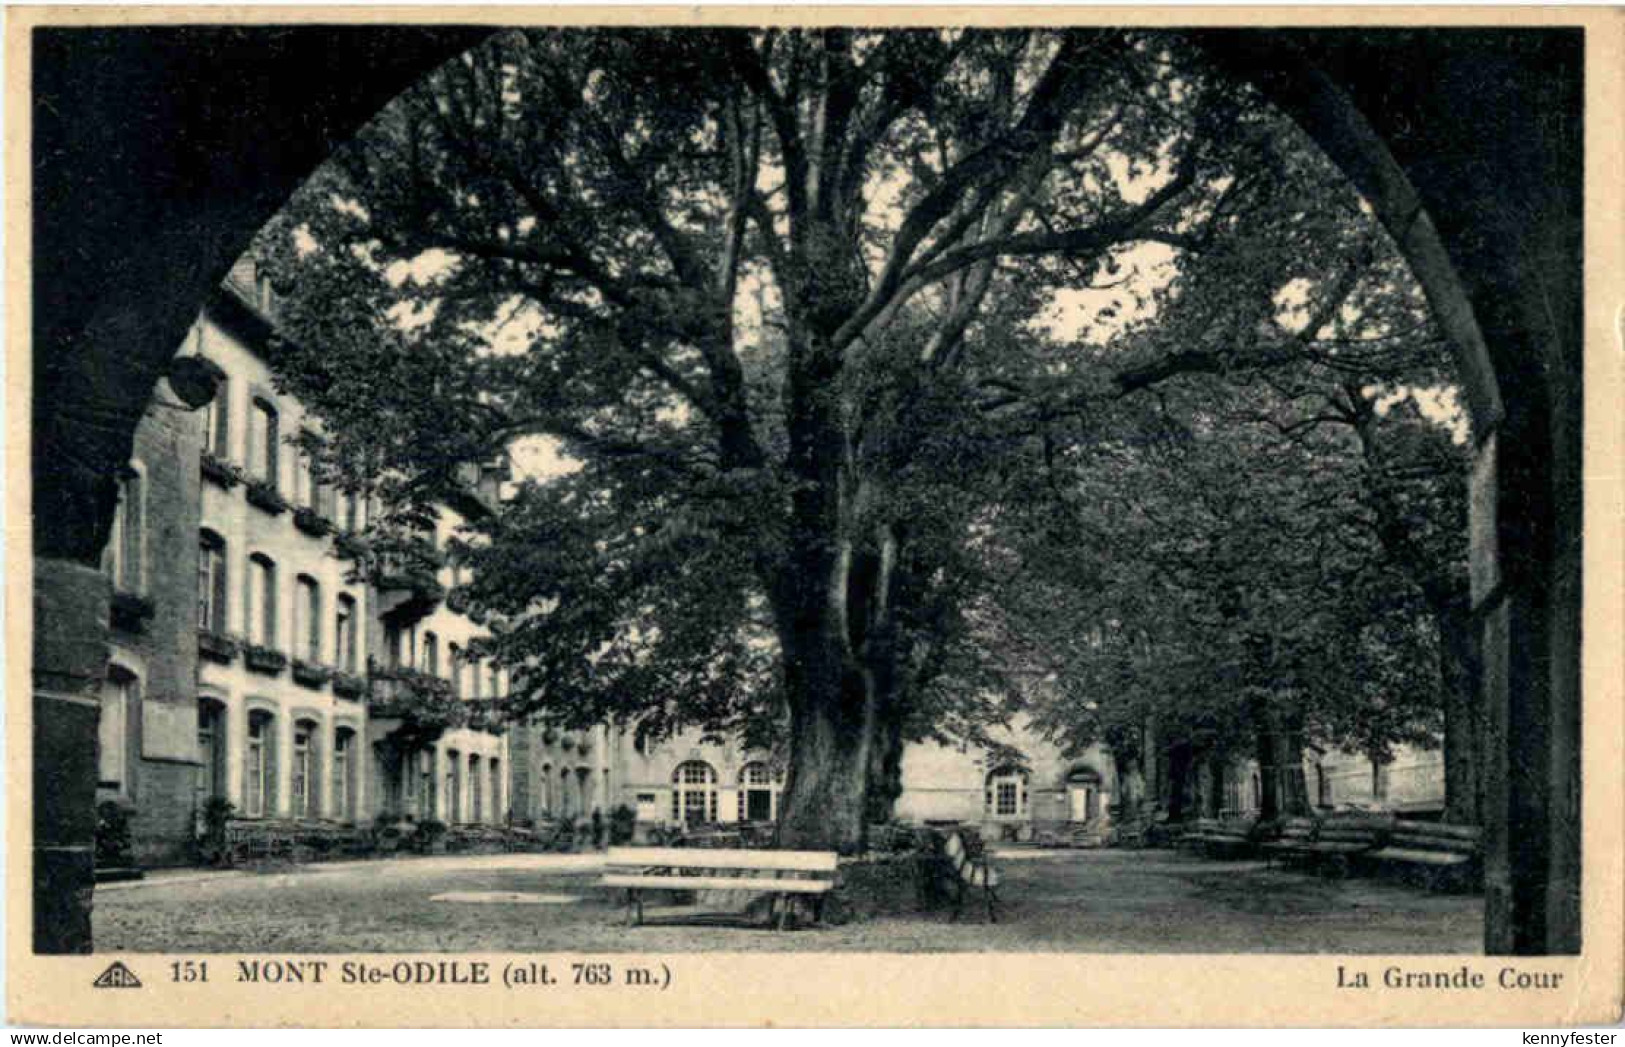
[256,27,1471,846]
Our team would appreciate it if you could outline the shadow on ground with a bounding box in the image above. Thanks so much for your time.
[93,848,1482,953]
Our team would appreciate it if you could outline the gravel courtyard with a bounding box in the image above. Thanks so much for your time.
[94,848,1483,954]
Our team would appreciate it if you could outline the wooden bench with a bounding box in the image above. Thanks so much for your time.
[1259,817,1318,866]
[941,830,1001,923]
[1178,818,1222,851]
[1367,820,1482,889]
[603,846,837,930]
[1199,817,1260,859]
[1296,810,1392,875]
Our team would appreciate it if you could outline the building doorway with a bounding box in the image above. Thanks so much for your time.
[1067,767,1102,822]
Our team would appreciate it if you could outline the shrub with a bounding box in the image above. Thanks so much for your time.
[196,797,236,866]
[96,800,135,869]
[609,804,637,845]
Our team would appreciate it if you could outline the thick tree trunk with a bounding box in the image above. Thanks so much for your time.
[1205,754,1227,818]
[864,715,906,824]
[776,668,874,853]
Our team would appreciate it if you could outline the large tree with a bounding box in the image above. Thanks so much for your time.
[257,27,1466,848]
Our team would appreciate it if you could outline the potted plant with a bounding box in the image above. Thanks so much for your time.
[331,671,366,699]
[411,819,449,855]
[110,590,155,632]
[200,451,244,489]
[292,505,333,537]
[291,659,331,688]
[245,478,288,515]
[243,644,288,675]
[197,797,236,867]
[197,629,240,664]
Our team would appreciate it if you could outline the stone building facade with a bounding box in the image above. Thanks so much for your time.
[99,369,207,866]
[104,264,510,866]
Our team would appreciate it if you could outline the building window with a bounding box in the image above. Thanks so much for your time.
[445,749,462,823]
[671,761,717,826]
[469,659,482,700]
[105,467,143,593]
[487,664,500,699]
[247,554,278,646]
[341,491,363,534]
[291,720,317,818]
[196,699,226,802]
[469,754,483,823]
[387,621,417,670]
[99,668,136,790]
[198,530,228,631]
[490,759,502,824]
[560,767,573,819]
[416,749,434,818]
[294,450,316,511]
[421,631,439,677]
[245,710,274,818]
[250,398,279,486]
[294,576,321,662]
[540,763,553,816]
[737,762,782,822]
[449,645,462,698]
[333,727,356,822]
[335,595,357,672]
[984,766,1028,820]
[202,374,230,457]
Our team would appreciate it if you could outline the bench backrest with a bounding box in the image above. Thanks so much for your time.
[1278,817,1317,840]
[605,846,838,873]
[1389,820,1482,854]
[1317,810,1395,844]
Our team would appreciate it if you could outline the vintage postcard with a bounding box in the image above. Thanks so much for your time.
[7,5,1622,1028]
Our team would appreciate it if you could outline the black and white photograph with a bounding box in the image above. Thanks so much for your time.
[13,8,1620,1028]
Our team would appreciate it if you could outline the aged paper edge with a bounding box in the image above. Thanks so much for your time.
[5,4,1622,1029]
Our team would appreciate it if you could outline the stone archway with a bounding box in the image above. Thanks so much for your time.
[28,25,1584,957]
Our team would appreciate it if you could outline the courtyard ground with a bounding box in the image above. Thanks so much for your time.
[94,847,1483,953]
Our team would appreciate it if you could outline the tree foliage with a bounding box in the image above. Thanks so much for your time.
[256,27,1472,845]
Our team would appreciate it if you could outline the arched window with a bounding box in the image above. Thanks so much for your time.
[99,667,136,791]
[247,553,277,646]
[245,710,276,817]
[196,699,227,803]
[490,759,503,825]
[469,753,483,823]
[198,530,228,631]
[671,761,718,826]
[294,575,321,662]
[334,594,357,672]
[445,748,462,823]
[984,766,1029,820]
[291,718,319,818]
[540,762,553,816]
[294,448,316,510]
[332,726,357,822]
[737,762,782,823]
[105,466,143,594]
[250,397,279,486]
[411,749,432,818]
[448,644,462,698]
[201,371,230,457]
[422,631,440,677]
